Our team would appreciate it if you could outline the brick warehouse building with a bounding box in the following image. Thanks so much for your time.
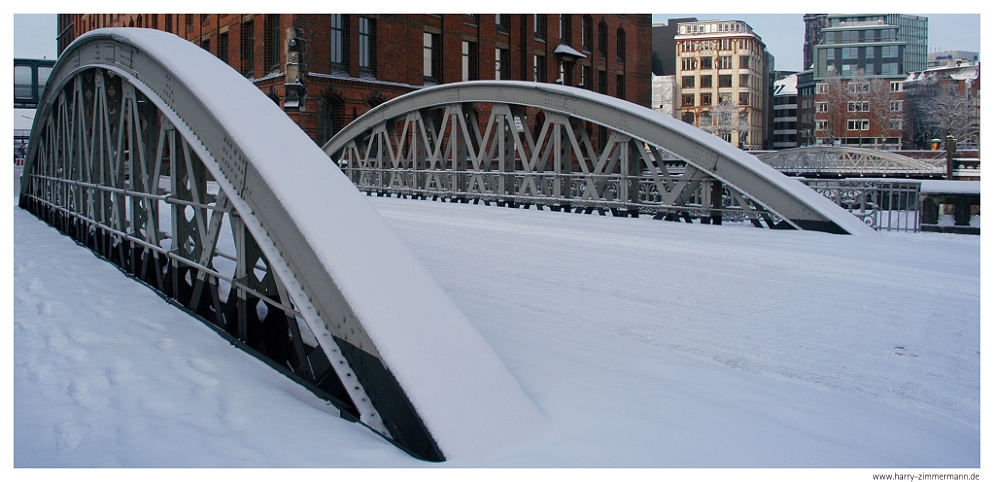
[58,14,652,146]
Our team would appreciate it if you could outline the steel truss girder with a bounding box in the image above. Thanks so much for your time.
[325,81,873,234]
[20,64,386,433]
[20,29,472,461]
[335,99,759,222]
[756,146,946,177]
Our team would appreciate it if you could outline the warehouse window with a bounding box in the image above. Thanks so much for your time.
[597,20,607,58]
[241,19,255,76]
[359,17,376,75]
[496,47,509,80]
[616,28,626,63]
[217,32,229,64]
[582,15,593,51]
[462,40,478,81]
[424,32,441,82]
[331,14,350,71]
[264,15,280,72]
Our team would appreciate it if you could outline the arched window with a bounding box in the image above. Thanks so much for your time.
[616,28,626,63]
[559,14,572,43]
[598,20,608,58]
[582,15,593,52]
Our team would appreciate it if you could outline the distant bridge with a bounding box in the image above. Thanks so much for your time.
[754,146,947,178]
[323,81,871,235]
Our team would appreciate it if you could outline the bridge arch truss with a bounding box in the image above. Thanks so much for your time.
[755,146,946,177]
[18,28,545,462]
[324,81,872,235]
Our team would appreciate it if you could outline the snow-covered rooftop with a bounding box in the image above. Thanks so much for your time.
[905,64,980,83]
[774,74,798,96]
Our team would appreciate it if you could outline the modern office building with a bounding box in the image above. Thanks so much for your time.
[772,73,799,149]
[673,19,771,149]
[57,14,652,146]
[807,14,927,81]
[802,14,828,71]
[927,50,979,69]
[796,69,817,146]
[804,14,926,147]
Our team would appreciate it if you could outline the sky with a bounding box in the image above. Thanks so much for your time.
[13,13,983,71]
[12,14,58,60]
[652,14,981,72]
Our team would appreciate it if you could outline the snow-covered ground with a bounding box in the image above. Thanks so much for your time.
[13,182,980,468]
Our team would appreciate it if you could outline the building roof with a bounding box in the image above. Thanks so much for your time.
[905,63,980,84]
[673,19,762,43]
[773,74,798,96]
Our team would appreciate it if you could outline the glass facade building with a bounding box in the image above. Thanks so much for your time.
[811,14,927,81]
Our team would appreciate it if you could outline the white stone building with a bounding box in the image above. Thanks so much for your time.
[674,19,769,149]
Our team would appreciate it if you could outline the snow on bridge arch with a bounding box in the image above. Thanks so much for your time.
[324,80,874,235]
[18,28,543,462]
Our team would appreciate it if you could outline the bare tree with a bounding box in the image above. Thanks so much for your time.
[925,86,980,147]
[847,69,870,147]
[904,72,980,149]
[865,76,901,148]
[819,67,847,144]
[698,99,749,146]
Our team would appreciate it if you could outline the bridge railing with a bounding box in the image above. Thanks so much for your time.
[341,149,963,233]
[343,160,781,225]
[799,178,923,232]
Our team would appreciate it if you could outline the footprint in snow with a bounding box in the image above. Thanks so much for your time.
[53,420,90,453]
[188,357,216,373]
[28,278,46,294]
[106,360,131,385]
[38,300,55,315]
[894,346,918,357]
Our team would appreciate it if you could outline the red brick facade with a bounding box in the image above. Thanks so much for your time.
[59,14,652,146]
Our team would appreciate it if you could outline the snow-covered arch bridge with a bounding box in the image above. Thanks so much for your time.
[755,146,946,177]
[323,81,872,235]
[19,27,877,463]
[17,28,544,462]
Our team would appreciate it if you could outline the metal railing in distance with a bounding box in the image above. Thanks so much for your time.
[799,178,922,232]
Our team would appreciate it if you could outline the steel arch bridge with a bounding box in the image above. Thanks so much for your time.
[323,81,872,235]
[755,146,946,177]
[17,28,545,462]
[19,28,874,463]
